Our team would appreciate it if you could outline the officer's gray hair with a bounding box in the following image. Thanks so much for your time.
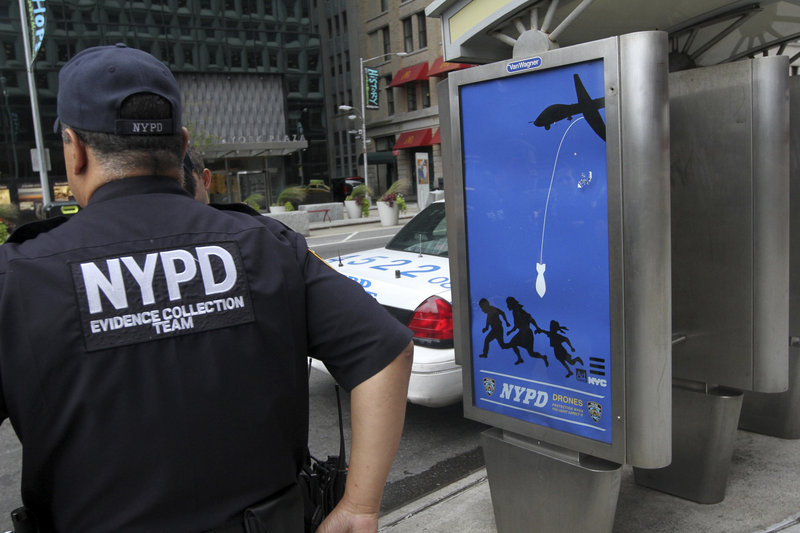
[61,93,183,180]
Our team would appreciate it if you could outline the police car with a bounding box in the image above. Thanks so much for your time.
[317,201,460,407]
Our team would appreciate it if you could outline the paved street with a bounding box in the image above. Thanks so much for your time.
[0,424,21,532]
[306,224,398,259]
[308,368,486,514]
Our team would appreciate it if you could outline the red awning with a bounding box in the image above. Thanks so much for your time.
[428,57,474,77]
[431,128,441,145]
[388,62,429,87]
[393,128,433,150]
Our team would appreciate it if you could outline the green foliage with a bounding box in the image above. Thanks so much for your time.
[383,179,410,197]
[276,186,306,206]
[396,195,407,214]
[284,201,295,211]
[0,203,20,224]
[346,184,372,201]
[0,204,20,241]
[243,193,265,211]
[346,184,373,217]
[380,179,410,213]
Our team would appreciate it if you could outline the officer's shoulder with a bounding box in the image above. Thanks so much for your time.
[5,217,69,244]
[209,202,262,217]
[210,202,297,234]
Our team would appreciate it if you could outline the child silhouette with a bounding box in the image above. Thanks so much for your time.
[540,320,584,377]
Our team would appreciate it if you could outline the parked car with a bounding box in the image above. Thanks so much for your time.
[298,179,333,205]
[314,201,461,407]
[330,176,364,202]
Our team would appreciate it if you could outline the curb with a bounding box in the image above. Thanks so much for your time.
[378,469,491,532]
[308,207,418,232]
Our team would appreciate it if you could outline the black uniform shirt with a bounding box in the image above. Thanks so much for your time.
[0,176,412,532]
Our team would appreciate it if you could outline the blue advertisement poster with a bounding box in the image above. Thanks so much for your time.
[461,59,612,444]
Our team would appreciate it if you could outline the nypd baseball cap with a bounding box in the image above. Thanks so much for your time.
[55,43,181,135]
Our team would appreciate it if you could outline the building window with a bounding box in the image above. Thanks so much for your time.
[417,12,427,49]
[406,84,417,111]
[421,81,430,108]
[57,43,71,62]
[385,75,394,115]
[344,51,350,72]
[402,17,413,52]
[342,11,348,33]
[2,74,17,88]
[382,27,390,58]
[3,42,15,61]
[379,0,387,12]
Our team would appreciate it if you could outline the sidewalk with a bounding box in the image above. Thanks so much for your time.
[379,428,800,533]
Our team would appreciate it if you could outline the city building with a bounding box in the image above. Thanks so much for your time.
[319,0,472,198]
[0,0,325,215]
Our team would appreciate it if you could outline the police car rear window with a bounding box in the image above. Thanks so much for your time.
[386,203,448,257]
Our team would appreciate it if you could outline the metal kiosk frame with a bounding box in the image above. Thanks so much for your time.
[440,31,671,533]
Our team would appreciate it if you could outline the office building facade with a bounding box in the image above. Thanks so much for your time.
[319,0,471,197]
[0,0,325,212]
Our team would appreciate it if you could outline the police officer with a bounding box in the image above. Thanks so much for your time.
[183,146,211,204]
[0,44,413,533]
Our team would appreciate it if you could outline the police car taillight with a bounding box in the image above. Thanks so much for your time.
[407,296,453,341]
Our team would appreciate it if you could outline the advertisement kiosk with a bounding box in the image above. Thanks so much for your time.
[440,31,671,532]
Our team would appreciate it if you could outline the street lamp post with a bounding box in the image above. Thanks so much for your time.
[339,51,406,196]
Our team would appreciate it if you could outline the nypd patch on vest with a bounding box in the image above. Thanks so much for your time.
[70,241,254,351]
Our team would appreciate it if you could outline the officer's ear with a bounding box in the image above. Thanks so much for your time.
[62,128,88,176]
[201,168,212,190]
[180,127,190,159]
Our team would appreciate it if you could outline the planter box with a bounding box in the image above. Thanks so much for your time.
[298,202,344,223]
[377,201,399,226]
[344,200,362,219]
[263,211,310,236]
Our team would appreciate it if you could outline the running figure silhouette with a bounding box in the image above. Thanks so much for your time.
[505,297,549,367]
[478,298,510,358]
[540,320,584,377]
